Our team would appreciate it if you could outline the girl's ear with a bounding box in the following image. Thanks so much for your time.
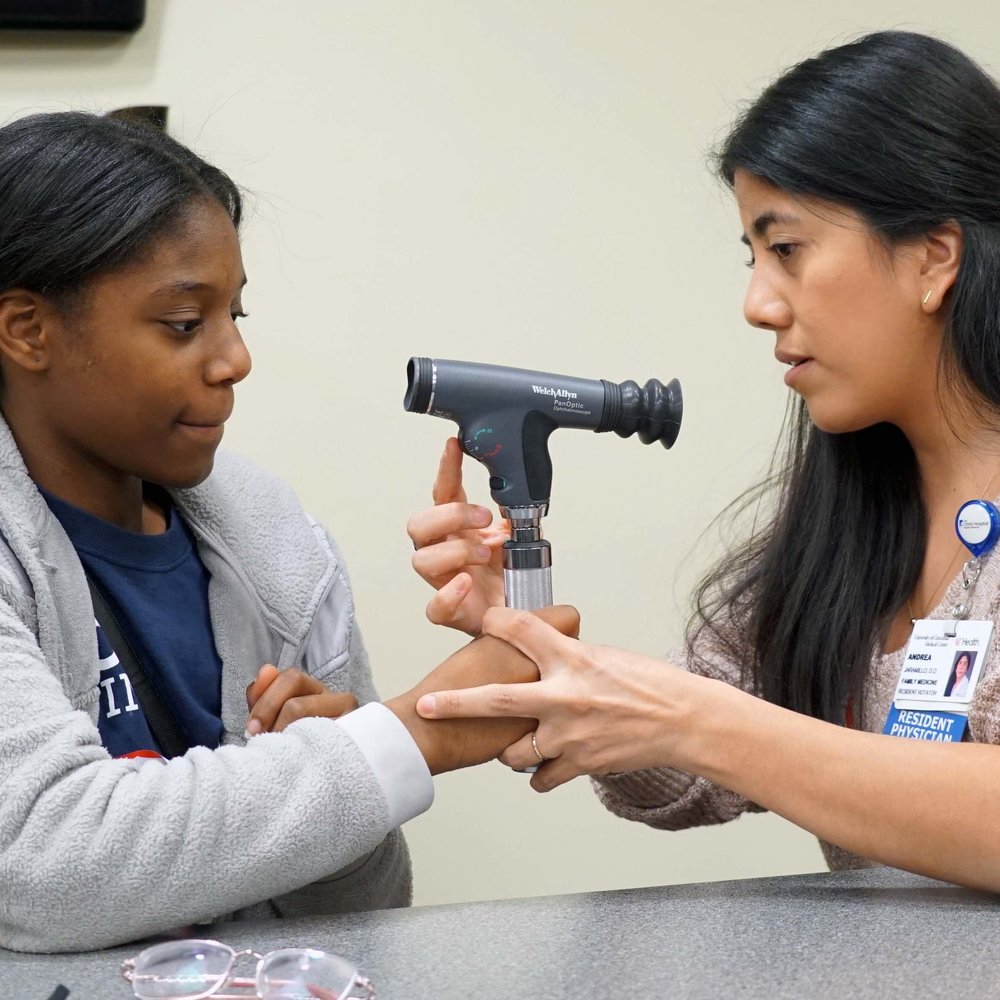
[0,290,51,373]
[919,221,963,313]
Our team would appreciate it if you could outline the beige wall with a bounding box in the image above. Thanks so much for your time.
[3,0,996,905]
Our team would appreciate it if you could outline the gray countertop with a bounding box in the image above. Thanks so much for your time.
[4,866,999,999]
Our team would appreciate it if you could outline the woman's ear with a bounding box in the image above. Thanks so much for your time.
[0,290,51,373]
[919,221,963,313]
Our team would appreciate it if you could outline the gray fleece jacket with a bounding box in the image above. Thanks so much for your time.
[0,414,424,953]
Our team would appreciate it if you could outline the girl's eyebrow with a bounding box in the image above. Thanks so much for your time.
[150,275,248,297]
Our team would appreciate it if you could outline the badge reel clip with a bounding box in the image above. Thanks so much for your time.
[949,500,1000,635]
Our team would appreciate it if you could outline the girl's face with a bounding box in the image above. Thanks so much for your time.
[13,197,250,508]
[733,170,945,436]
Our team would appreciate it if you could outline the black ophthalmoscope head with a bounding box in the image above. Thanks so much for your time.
[404,357,682,512]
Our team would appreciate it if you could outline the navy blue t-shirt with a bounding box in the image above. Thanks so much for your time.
[44,489,224,759]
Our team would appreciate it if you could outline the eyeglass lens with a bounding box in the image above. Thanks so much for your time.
[131,939,232,998]
[259,947,359,999]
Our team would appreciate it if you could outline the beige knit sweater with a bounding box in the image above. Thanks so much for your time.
[592,552,1000,869]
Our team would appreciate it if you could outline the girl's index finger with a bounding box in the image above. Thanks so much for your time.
[432,437,468,506]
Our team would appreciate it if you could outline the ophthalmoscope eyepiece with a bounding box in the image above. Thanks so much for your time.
[404,357,682,511]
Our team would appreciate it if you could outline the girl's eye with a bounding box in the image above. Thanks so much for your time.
[744,254,756,269]
[164,318,203,335]
[232,310,249,322]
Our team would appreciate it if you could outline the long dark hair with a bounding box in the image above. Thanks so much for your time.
[0,110,241,312]
[692,31,1000,723]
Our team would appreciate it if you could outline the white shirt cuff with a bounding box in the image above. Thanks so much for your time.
[335,702,434,828]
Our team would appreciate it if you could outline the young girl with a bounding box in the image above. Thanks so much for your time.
[0,111,573,953]
[408,30,1000,891]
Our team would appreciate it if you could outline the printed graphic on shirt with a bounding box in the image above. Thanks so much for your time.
[95,619,164,760]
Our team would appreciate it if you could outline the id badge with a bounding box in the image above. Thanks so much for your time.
[883,618,993,743]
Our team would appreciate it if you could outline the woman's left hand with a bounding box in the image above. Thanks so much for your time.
[415,607,700,791]
[245,665,359,736]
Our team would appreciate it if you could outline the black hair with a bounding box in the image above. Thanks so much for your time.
[693,31,1000,723]
[0,110,241,309]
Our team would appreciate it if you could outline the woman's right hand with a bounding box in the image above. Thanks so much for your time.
[407,437,507,635]
[384,604,581,775]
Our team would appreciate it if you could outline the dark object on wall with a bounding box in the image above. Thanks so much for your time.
[0,1,145,32]
[108,105,168,132]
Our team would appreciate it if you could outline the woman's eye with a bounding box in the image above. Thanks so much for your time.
[232,310,249,322]
[770,243,796,260]
[744,254,756,269]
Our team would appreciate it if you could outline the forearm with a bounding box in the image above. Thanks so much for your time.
[684,677,1000,890]
[0,711,399,952]
[267,827,412,917]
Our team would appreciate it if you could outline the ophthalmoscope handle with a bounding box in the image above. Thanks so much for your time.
[503,538,553,610]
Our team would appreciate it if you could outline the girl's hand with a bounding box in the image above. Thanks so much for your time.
[384,604,580,775]
[245,665,359,737]
[407,437,507,635]
[415,607,702,791]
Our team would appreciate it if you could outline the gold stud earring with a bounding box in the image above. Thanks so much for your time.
[922,290,933,306]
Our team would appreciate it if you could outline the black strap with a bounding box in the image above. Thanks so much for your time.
[85,576,190,759]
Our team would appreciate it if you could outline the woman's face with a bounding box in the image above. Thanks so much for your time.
[955,655,970,680]
[733,170,943,435]
[14,197,250,504]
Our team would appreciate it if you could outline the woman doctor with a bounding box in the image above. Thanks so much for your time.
[406,30,1000,892]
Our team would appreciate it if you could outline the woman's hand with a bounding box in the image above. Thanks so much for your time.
[415,607,703,791]
[407,437,507,635]
[384,604,580,774]
[245,665,358,736]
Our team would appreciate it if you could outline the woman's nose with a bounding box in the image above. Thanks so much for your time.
[743,270,791,332]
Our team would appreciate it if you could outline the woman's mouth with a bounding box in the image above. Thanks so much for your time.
[783,358,813,387]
